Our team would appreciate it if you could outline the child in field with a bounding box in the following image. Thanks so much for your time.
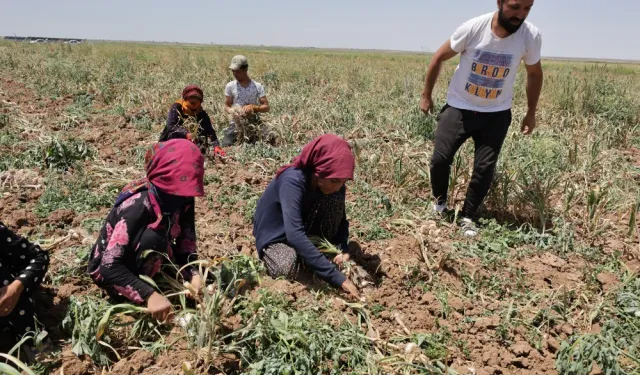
[87,138,205,322]
[159,85,226,158]
[0,222,49,347]
[221,55,273,146]
[252,134,360,299]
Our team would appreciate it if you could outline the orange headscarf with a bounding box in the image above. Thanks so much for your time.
[177,85,204,116]
[175,98,202,117]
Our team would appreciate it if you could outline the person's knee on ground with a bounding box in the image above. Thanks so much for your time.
[221,124,238,147]
[262,243,299,280]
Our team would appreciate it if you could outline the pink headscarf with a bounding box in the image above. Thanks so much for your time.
[275,134,355,180]
[116,139,205,205]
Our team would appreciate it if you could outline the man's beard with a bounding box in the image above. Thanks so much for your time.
[498,6,524,34]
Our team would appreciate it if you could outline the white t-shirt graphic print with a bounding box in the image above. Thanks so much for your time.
[446,12,542,112]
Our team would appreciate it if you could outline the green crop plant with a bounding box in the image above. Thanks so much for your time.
[0,113,10,128]
[556,274,640,374]
[453,219,549,267]
[172,255,265,369]
[586,185,611,237]
[309,236,341,256]
[42,137,94,170]
[627,196,639,239]
[58,93,94,130]
[35,171,117,216]
[225,292,376,375]
[0,354,37,375]
[62,295,152,366]
[50,246,90,286]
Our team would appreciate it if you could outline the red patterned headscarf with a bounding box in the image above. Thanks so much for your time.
[181,85,203,101]
[116,139,205,205]
[177,85,204,116]
[275,134,355,180]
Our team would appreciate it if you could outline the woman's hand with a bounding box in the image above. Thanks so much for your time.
[333,253,351,266]
[187,274,204,299]
[0,280,24,317]
[147,292,173,322]
[341,279,361,300]
[213,146,226,158]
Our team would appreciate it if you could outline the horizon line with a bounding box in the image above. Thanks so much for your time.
[3,35,639,64]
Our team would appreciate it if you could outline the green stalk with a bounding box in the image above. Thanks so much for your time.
[0,354,36,375]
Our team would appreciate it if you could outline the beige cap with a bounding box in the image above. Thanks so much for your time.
[229,55,248,70]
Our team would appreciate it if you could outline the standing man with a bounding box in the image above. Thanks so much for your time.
[420,0,543,236]
[221,55,272,146]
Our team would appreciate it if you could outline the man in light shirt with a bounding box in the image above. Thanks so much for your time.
[420,0,543,236]
[221,55,272,146]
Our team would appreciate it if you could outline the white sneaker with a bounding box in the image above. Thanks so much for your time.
[433,203,448,213]
[459,218,478,237]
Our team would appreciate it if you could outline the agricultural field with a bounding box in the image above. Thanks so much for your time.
[0,41,638,374]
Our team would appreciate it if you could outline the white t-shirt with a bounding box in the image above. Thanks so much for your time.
[446,12,542,112]
[224,80,266,107]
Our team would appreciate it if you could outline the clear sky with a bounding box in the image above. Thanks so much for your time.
[1,0,638,60]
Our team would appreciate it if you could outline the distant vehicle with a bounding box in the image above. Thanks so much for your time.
[66,40,81,44]
[30,39,46,44]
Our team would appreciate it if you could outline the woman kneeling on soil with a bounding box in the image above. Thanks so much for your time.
[253,134,360,299]
[159,85,226,158]
[88,138,205,322]
[0,223,49,348]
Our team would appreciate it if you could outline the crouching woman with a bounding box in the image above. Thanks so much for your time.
[252,134,360,299]
[159,85,226,158]
[88,139,206,322]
